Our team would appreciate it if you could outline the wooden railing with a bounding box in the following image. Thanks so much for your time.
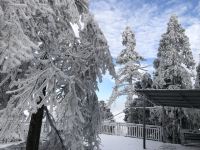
[101,122,163,141]
[0,121,162,143]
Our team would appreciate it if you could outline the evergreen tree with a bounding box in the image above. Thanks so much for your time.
[99,100,114,121]
[0,1,115,150]
[153,15,195,89]
[152,15,195,143]
[108,26,143,107]
[124,73,153,123]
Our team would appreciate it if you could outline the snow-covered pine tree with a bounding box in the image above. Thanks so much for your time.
[108,26,143,107]
[51,13,115,150]
[0,1,115,150]
[153,15,195,89]
[152,15,196,143]
[0,0,57,145]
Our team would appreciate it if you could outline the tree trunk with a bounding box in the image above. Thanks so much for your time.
[26,86,46,150]
[26,105,44,150]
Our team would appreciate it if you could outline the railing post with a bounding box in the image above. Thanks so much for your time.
[162,106,166,142]
[143,97,146,149]
[160,127,162,141]
[116,123,119,135]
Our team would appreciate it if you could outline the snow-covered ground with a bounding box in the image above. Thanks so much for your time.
[0,135,199,150]
[100,134,200,150]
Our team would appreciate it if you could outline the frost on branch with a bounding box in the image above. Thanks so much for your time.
[0,1,38,73]
[108,26,143,107]
[153,15,195,89]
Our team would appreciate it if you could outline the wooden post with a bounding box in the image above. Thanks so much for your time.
[180,108,182,129]
[173,107,176,144]
[162,106,166,142]
[179,107,182,144]
[143,98,146,149]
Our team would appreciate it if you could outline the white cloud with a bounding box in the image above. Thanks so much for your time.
[90,0,200,62]
[186,24,200,63]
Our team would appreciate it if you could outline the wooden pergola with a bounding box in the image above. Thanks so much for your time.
[136,89,200,149]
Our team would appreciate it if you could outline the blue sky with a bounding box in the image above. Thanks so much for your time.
[89,0,200,121]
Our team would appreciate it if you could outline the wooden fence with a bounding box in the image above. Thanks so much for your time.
[101,122,163,141]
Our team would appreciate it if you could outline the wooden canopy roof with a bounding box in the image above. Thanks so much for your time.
[136,89,200,109]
